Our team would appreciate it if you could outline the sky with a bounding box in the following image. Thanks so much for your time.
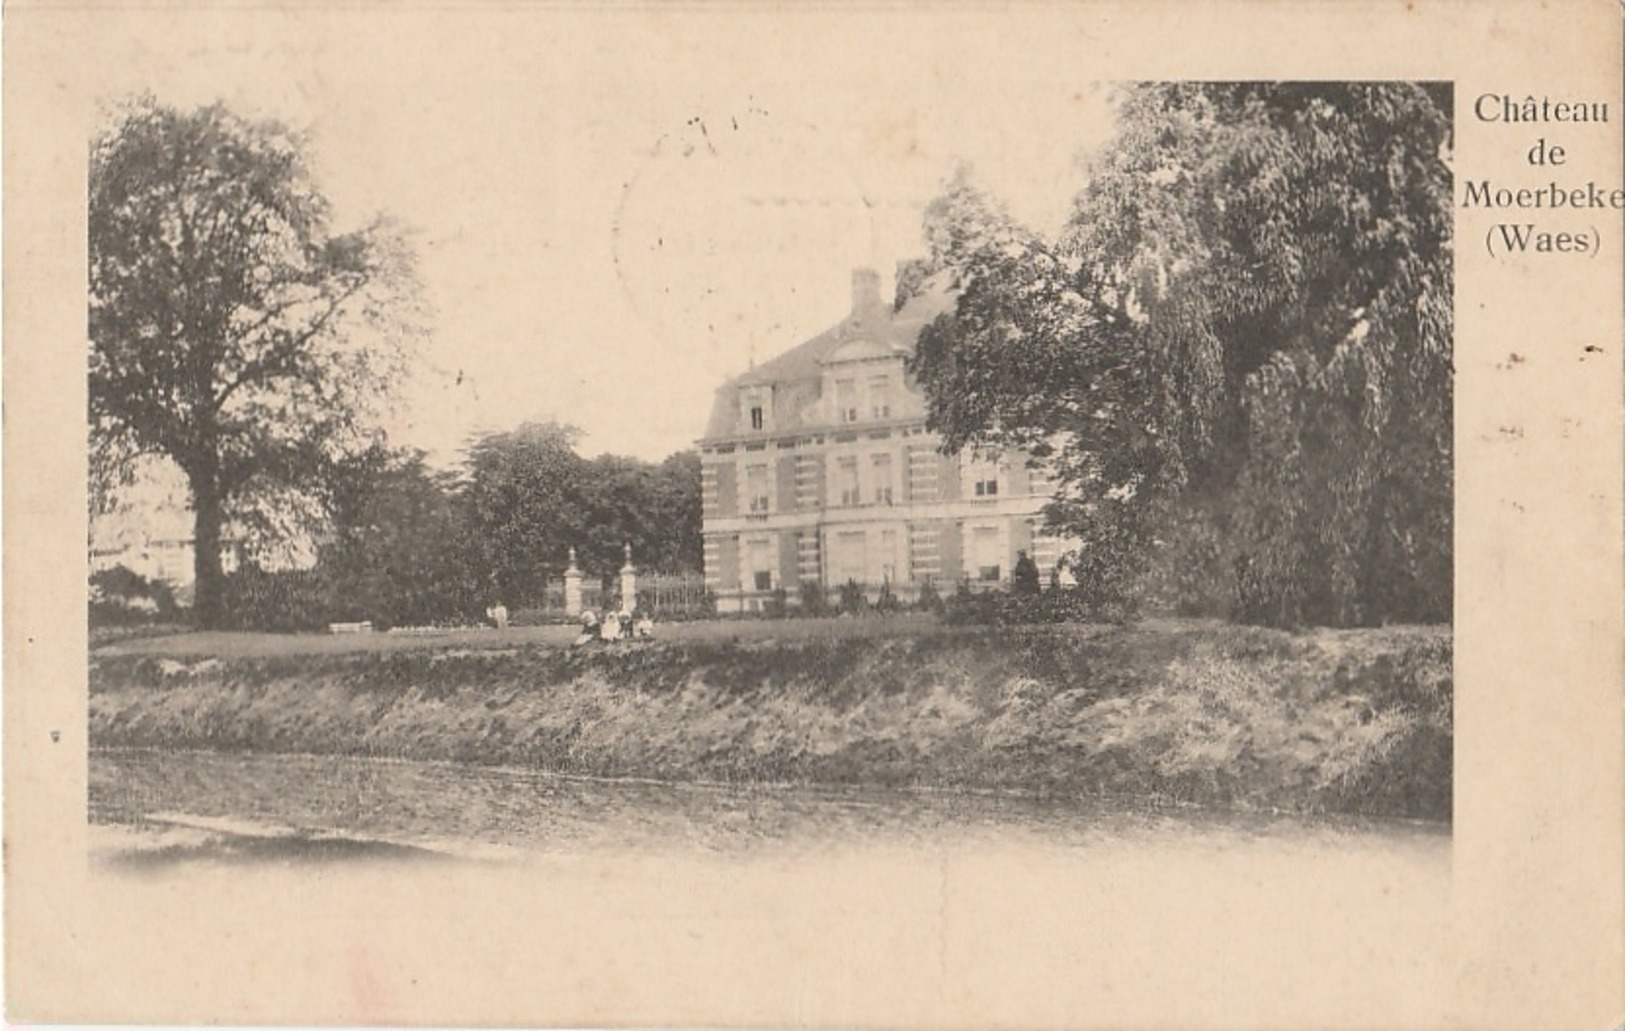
[75,8,1119,464]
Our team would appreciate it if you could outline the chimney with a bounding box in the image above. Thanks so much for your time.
[851,267,882,316]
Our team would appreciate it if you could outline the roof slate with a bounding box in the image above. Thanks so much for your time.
[699,282,953,443]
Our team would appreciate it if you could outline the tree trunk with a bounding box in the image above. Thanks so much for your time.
[191,471,227,629]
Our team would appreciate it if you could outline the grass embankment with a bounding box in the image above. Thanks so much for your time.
[89,621,1452,821]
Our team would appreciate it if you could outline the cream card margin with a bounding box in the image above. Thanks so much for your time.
[6,1,1623,1026]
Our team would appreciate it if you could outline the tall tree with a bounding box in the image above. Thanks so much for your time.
[459,422,704,605]
[645,450,704,574]
[576,450,704,578]
[319,445,481,627]
[89,97,424,626]
[910,84,1453,626]
[460,421,590,605]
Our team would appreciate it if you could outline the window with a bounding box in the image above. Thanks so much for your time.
[868,374,891,420]
[878,529,898,584]
[871,453,893,504]
[833,531,867,585]
[971,525,1003,582]
[837,456,861,507]
[747,537,774,592]
[836,379,858,423]
[741,388,770,432]
[745,463,770,513]
[965,455,1001,498]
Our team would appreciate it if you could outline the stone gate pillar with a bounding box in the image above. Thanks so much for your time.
[619,542,638,613]
[564,547,583,616]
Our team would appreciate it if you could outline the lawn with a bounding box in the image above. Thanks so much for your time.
[91,611,955,658]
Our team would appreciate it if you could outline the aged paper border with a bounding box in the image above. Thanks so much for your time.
[7,1,1623,1026]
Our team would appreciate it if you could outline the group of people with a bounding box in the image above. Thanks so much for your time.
[573,607,655,646]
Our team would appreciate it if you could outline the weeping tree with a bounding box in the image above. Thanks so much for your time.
[89,96,425,627]
[909,83,1453,626]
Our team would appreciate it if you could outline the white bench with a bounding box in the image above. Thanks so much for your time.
[327,621,374,635]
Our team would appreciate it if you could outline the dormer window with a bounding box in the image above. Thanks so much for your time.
[868,374,891,420]
[741,387,771,433]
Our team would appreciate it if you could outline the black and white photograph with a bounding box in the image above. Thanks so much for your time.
[6,3,1622,1026]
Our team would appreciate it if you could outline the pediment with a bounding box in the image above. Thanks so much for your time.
[825,337,895,364]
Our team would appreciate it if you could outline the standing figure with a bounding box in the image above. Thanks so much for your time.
[1012,550,1040,596]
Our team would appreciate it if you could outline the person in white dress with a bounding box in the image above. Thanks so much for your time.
[599,607,623,643]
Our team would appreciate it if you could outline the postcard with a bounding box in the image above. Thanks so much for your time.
[6,1,1622,1026]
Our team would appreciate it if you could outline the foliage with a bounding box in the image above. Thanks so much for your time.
[941,581,1126,627]
[579,449,705,577]
[914,578,943,614]
[220,565,331,633]
[908,84,1453,627]
[89,96,425,627]
[874,579,904,614]
[458,422,704,607]
[459,421,588,605]
[798,579,833,617]
[91,416,706,634]
[764,587,791,619]
[317,444,484,627]
[837,579,867,616]
[89,565,181,625]
[941,581,995,624]
[1134,500,1235,618]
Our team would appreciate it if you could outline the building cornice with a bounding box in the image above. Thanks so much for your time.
[697,416,934,452]
[704,495,1051,536]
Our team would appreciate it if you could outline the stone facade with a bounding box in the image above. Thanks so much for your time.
[697,268,1070,613]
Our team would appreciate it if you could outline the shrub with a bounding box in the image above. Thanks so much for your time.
[764,586,791,619]
[874,579,905,615]
[942,580,998,625]
[838,578,867,615]
[221,565,331,633]
[89,565,180,626]
[942,581,1130,626]
[798,579,832,617]
[914,577,943,614]
[1065,544,1141,623]
[507,608,563,628]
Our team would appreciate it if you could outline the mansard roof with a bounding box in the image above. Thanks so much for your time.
[699,273,953,443]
